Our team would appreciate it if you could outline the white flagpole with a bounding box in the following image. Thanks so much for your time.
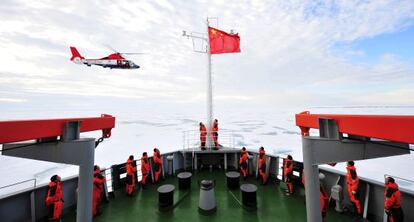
[182,18,216,149]
[206,18,214,149]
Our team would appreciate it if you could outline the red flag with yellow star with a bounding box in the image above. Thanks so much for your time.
[208,26,240,54]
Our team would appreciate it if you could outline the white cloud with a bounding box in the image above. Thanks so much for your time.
[352,88,414,105]
[0,98,27,103]
[0,0,413,108]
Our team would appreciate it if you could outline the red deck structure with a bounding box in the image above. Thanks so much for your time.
[0,114,115,144]
[295,111,414,144]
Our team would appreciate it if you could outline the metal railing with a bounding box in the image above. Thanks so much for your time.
[182,129,235,150]
[118,159,143,182]
[0,178,36,199]
[277,156,284,181]
[102,168,113,193]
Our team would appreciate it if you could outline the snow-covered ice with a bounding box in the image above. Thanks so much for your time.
[1,106,413,196]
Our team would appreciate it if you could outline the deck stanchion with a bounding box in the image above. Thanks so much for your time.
[1,115,115,222]
[302,137,322,222]
[296,112,413,222]
[76,139,95,222]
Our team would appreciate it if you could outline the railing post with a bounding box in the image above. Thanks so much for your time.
[76,139,95,222]
[224,153,227,170]
[30,190,36,222]
[363,184,370,219]
[182,131,185,150]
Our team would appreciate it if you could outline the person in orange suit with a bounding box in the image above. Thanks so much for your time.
[320,184,329,221]
[200,122,207,150]
[284,155,294,195]
[301,169,305,187]
[384,176,404,222]
[45,175,63,221]
[258,146,267,185]
[141,152,151,189]
[302,171,329,220]
[346,161,362,216]
[125,155,137,196]
[239,147,249,179]
[153,148,163,184]
[93,165,106,217]
[212,119,219,149]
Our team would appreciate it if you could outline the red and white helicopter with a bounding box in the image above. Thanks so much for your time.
[70,46,141,69]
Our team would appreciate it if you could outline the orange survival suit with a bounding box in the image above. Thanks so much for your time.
[212,119,219,148]
[283,156,294,194]
[301,169,305,187]
[153,149,163,184]
[141,152,151,187]
[239,147,248,179]
[302,171,328,221]
[385,178,404,222]
[93,166,106,217]
[200,123,207,149]
[320,184,329,222]
[258,147,267,184]
[125,156,137,196]
[346,163,362,215]
[45,175,63,221]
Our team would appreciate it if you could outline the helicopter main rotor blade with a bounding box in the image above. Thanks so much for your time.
[103,44,147,55]
[104,44,118,53]
[120,52,147,55]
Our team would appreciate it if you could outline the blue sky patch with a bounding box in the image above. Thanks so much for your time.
[334,26,414,65]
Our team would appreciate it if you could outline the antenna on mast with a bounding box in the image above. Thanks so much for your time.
[182,30,188,38]
[182,30,208,53]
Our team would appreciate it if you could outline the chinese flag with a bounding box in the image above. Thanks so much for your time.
[208,26,241,54]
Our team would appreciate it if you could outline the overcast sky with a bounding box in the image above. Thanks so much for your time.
[1,0,414,114]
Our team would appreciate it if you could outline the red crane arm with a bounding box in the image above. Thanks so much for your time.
[0,114,115,144]
[296,111,414,144]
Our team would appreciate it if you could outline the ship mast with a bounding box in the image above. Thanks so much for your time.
[183,17,215,148]
[205,18,214,148]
